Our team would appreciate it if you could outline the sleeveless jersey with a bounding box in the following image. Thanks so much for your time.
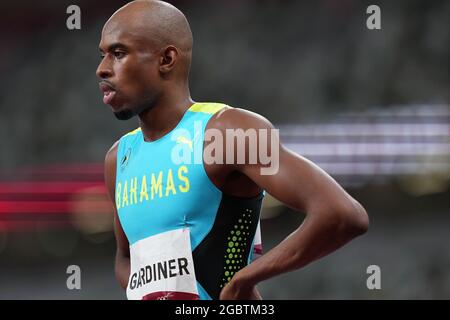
[115,102,264,300]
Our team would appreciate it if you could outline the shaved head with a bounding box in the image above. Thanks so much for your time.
[105,0,193,53]
[97,0,194,120]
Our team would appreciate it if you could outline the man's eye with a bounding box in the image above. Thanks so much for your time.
[114,51,125,59]
[99,54,105,59]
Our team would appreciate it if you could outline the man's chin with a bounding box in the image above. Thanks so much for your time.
[113,109,135,120]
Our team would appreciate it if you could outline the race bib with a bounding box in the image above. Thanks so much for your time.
[126,228,199,300]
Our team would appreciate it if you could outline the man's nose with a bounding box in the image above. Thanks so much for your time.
[96,58,113,79]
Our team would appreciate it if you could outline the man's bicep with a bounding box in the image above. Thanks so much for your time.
[241,145,351,214]
[212,108,353,213]
[105,141,130,253]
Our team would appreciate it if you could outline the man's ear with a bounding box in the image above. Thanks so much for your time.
[159,45,178,74]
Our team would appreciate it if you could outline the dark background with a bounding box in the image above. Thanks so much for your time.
[0,0,449,299]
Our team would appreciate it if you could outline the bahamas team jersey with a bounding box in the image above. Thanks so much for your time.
[115,102,264,300]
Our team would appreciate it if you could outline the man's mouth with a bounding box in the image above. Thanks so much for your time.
[99,82,117,105]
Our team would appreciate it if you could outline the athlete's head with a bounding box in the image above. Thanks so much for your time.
[96,0,193,120]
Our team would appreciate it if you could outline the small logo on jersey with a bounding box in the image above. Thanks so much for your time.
[120,148,131,172]
[176,136,193,151]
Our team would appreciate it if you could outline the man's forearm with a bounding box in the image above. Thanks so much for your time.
[233,207,368,288]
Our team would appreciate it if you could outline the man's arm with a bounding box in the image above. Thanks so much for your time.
[105,141,131,290]
[212,108,369,299]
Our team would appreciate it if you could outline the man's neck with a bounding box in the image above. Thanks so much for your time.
[138,89,194,142]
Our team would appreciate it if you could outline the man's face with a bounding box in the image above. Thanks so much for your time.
[96,21,161,120]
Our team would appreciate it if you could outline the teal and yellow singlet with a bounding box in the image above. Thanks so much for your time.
[115,102,264,300]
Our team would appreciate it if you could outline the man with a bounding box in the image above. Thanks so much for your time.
[98,0,368,300]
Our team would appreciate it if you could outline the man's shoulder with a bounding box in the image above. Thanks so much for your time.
[106,127,141,159]
[207,106,275,132]
[105,140,120,165]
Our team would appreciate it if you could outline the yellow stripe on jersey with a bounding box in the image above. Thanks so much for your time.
[189,103,227,114]
[123,103,225,138]
[124,127,142,136]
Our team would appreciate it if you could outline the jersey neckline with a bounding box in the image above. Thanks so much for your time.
[139,102,199,145]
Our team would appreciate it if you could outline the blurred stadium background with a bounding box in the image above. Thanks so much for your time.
[0,0,449,299]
